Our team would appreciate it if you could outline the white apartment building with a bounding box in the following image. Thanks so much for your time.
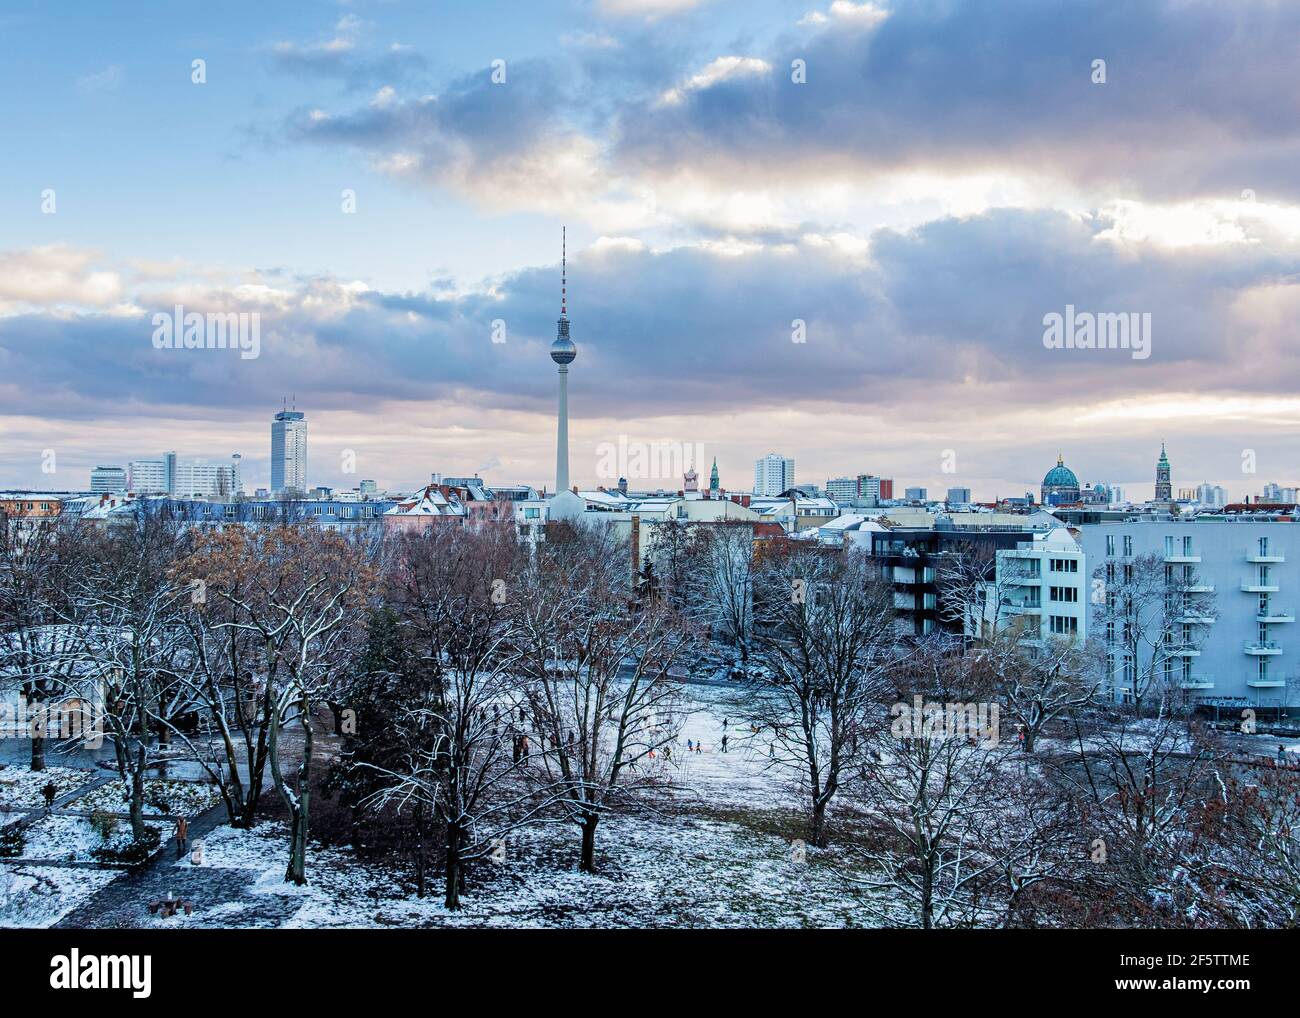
[825,476,858,501]
[979,527,1088,649]
[1077,519,1299,711]
[90,466,126,493]
[754,453,794,496]
[127,452,176,494]
[172,459,241,498]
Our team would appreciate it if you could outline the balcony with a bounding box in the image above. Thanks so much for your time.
[1168,647,1201,657]
[1248,676,1287,688]
[1244,640,1283,655]
[1257,608,1295,623]
[1164,553,1201,563]
[1002,572,1041,586]
[1179,676,1214,690]
[1246,550,1285,564]
[1241,580,1280,593]
[1178,613,1216,624]
[1181,583,1215,593]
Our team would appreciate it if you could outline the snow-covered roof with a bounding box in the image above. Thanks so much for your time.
[384,484,467,517]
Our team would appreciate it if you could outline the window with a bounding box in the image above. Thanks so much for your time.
[1106,535,1115,556]
[1183,535,1193,555]
[1049,586,1078,603]
[1106,622,1115,644]
[1164,535,1173,556]
[1050,558,1078,573]
[1123,535,1133,556]
[1049,615,1078,635]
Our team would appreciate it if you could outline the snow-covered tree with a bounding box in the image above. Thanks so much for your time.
[515,524,693,873]
[747,545,897,845]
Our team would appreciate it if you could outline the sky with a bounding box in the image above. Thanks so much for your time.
[2,0,1300,500]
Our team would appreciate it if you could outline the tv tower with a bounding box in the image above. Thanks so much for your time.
[550,227,577,493]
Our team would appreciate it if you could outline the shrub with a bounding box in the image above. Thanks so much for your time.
[88,808,119,841]
[0,824,25,858]
[91,825,161,866]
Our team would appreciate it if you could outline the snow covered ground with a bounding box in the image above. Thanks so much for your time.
[73,778,224,817]
[125,681,874,929]
[14,813,159,863]
[0,765,88,813]
[0,864,122,928]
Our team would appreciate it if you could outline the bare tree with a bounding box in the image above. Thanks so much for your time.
[193,527,374,883]
[0,515,85,772]
[1090,552,1217,716]
[515,524,693,873]
[55,515,189,843]
[696,523,755,665]
[979,634,1099,753]
[365,526,549,909]
[746,545,897,845]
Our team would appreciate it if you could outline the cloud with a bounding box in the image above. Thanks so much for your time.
[76,65,122,92]
[614,0,1300,205]
[267,17,425,88]
[4,205,1299,422]
[657,56,771,107]
[595,0,706,18]
[0,246,124,313]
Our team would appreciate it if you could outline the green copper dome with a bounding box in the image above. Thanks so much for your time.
[1042,454,1079,489]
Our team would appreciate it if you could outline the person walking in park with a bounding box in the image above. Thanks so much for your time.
[721,734,728,754]
[175,817,189,860]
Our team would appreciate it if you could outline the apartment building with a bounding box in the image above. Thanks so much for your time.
[1077,519,1299,712]
[982,528,1089,648]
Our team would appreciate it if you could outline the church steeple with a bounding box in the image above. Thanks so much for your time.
[1155,442,1172,501]
[709,457,720,492]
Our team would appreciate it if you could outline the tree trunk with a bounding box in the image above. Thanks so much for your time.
[921,860,934,930]
[25,681,48,771]
[284,711,313,886]
[285,806,308,885]
[579,815,599,874]
[29,710,46,772]
[414,802,426,898]
[810,798,828,848]
[1022,727,1037,753]
[129,744,147,843]
[444,824,462,910]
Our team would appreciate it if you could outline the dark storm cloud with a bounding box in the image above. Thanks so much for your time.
[611,0,1300,200]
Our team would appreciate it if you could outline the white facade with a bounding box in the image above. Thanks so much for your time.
[825,476,857,501]
[90,466,126,493]
[982,528,1088,648]
[1078,520,1300,709]
[127,455,174,494]
[173,461,241,498]
[754,453,794,496]
[1196,483,1228,508]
